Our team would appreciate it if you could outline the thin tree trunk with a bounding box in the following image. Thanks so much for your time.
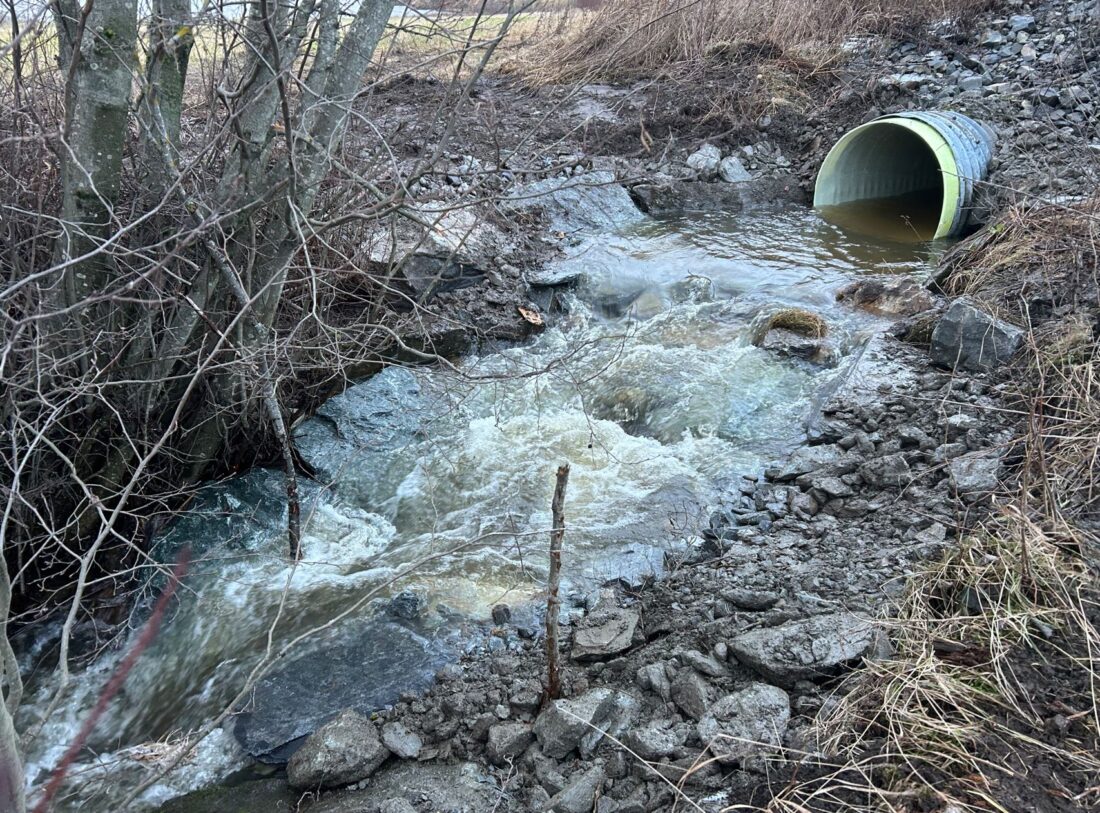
[54,0,138,304]
[139,0,193,195]
[545,463,570,702]
[0,552,22,813]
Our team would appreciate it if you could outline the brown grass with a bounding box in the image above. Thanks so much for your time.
[511,0,994,87]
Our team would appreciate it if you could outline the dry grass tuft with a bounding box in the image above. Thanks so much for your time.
[751,307,829,345]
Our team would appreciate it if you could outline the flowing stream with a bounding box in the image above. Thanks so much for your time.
[18,202,939,809]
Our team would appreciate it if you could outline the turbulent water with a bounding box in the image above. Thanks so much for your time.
[18,205,938,809]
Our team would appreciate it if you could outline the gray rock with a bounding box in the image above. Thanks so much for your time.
[572,605,640,661]
[550,765,607,813]
[930,299,1023,372]
[486,722,534,765]
[980,29,1004,46]
[286,710,390,789]
[949,452,1002,502]
[728,613,880,685]
[636,663,671,701]
[722,588,780,611]
[622,719,682,760]
[381,722,423,760]
[859,453,911,489]
[233,619,451,763]
[379,800,417,813]
[770,445,856,482]
[534,689,638,759]
[686,143,722,178]
[670,669,710,720]
[504,171,646,233]
[812,476,853,499]
[959,75,985,92]
[696,683,791,763]
[680,649,728,677]
[718,156,752,183]
[1008,14,1035,32]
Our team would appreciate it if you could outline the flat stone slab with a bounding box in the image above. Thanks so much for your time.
[571,606,640,661]
[233,619,451,763]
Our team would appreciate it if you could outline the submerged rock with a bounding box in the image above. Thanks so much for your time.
[697,683,790,763]
[286,710,389,789]
[930,298,1023,371]
[727,613,881,685]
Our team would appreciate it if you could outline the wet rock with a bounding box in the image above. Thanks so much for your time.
[233,619,451,763]
[491,604,512,625]
[949,451,1002,502]
[286,710,389,789]
[930,299,1023,372]
[381,722,423,760]
[622,720,681,760]
[686,144,722,178]
[718,155,752,183]
[534,689,638,759]
[697,683,790,763]
[294,367,425,486]
[486,722,534,765]
[859,453,912,488]
[727,613,881,685]
[387,590,425,621]
[836,276,936,316]
[670,669,710,720]
[572,605,640,661]
[761,328,837,365]
[550,765,607,813]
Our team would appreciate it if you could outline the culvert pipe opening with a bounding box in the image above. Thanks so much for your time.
[814,111,995,242]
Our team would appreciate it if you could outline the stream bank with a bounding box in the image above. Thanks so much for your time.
[18,0,1098,810]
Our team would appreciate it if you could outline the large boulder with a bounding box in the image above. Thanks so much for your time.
[727,613,881,685]
[233,619,451,763]
[697,683,790,763]
[533,688,638,759]
[930,298,1023,371]
[286,710,390,789]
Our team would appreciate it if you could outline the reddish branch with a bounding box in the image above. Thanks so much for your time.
[31,548,192,813]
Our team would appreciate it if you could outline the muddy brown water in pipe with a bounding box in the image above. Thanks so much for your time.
[817,190,943,243]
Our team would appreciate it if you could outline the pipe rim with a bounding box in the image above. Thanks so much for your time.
[813,117,962,240]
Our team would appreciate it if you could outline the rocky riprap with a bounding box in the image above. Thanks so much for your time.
[230,285,1022,812]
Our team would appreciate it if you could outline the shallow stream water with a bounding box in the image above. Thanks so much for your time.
[19,203,940,809]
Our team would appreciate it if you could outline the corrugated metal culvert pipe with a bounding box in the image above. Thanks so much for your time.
[814,111,996,240]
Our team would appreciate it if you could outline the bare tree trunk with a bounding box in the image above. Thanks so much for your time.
[545,463,570,702]
[0,552,22,813]
[139,0,193,195]
[54,0,138,303]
